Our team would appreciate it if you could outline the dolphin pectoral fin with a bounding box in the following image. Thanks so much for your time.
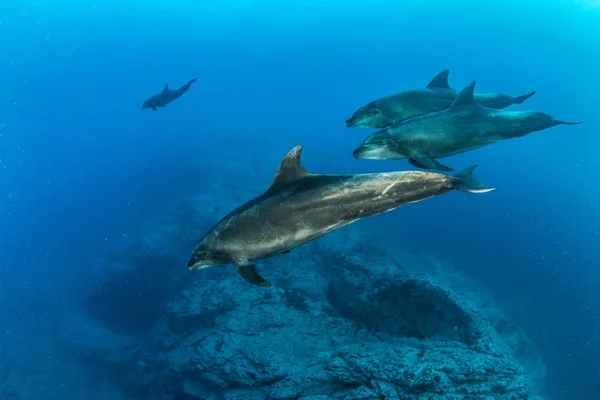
[235,261,272,287]
[151,107,158,111]
[409,155,453,172]
[408,158,432,169]
[425,69,451,89]
[512,91,536,104]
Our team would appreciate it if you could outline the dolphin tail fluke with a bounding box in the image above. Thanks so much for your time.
[188,77,199,85]
[512,91,536,104]
[452,165,496,194]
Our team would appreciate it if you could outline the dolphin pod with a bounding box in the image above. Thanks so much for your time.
[345,69,536,129]
[352,80,582,171]
[147,68,578,286]
[187,145,494,287]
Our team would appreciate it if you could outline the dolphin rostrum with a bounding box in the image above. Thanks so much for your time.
[345,69,536,128]
[353,81,581,171]
[187,145,495,287]
[141,78,198,111]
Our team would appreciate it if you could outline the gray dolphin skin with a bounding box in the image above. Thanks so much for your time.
[141,78,198,110]
[187,145,495,287]
[345,69,536,129]
[353,81,582,172]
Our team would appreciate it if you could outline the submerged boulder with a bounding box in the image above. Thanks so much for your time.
[57,193,546,400]
[133,230,546,400]
[157,281,540,399]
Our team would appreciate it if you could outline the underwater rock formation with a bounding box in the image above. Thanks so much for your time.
[50,194,547,400]
[88,222,544,399]
[157,282,539,399]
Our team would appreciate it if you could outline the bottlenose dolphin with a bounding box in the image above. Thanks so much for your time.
[187,145,495,287]
[345,69,536,128]
[353,81,581,172]
[141,78,198,110]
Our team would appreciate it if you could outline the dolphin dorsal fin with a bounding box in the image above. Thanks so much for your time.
[271,145,310,187]
[426,69,451,89]
[450,81,477,108]
[162,84,169,92]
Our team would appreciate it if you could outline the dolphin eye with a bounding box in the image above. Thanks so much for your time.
[372,109,381,115]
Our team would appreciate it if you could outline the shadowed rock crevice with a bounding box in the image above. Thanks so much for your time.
[326,271,473,343]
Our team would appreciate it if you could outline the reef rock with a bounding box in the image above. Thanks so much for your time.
[56,186,547,400]
[131,229,546,400]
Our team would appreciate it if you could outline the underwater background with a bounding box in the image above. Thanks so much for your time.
[1,0,599,399]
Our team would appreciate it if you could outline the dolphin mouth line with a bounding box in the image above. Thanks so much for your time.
[188,261,202,270]
[352,148,368,158]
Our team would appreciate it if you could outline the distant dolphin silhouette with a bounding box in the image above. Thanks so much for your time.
[346,69,536,128]
[353,81,581,171]
[187,145,495,287]
[141,78,198,111]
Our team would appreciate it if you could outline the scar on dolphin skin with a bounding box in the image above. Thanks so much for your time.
[187,145,495,287]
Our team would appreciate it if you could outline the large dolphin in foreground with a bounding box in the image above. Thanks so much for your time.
[345,69,536,128]
[187,145,495,287]
[353,81,582,172]
[141,78,198,110]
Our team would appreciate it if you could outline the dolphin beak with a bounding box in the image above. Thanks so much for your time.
[352,147,365,158]
[188,255,210,271]
[352,144,393,159]
[187,255,201,269]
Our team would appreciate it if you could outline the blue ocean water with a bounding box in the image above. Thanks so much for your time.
[1,0,599,399]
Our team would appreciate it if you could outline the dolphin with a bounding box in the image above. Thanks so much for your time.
[353,81,582,172]
[187,145,495,287]
[141,78,198,110]
[345,69,536,128]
